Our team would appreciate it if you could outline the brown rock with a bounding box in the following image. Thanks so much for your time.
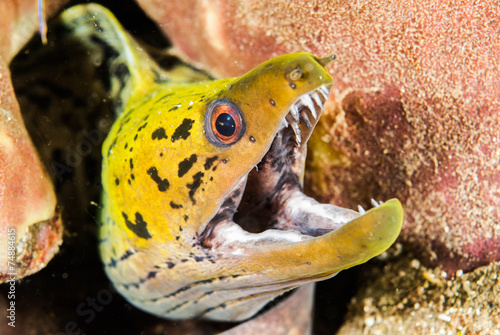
[337,252,500,334]
[0,0,66,282]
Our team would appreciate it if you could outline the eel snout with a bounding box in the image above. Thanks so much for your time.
[200,83,403,265]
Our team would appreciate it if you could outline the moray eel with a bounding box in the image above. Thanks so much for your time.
[59,4,403,322]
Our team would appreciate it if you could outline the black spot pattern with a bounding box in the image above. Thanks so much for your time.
[137,122,148,132]
[170,201,183,209]
[107,258,117,268]
[152,127,168,140]
[139,275,242,303]
[187,172,204,204]
[178,154,197,177]
[120,250,134,261]
[204,156,218,170]
[171,118,194,142]
[147,167,170,191]
[122,212,152,239]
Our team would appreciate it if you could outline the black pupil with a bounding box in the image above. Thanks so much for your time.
[215,113,236,137]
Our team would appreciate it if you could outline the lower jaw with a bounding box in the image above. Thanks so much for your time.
[206,196,403,271]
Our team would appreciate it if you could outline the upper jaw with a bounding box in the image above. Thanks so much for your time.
[200,83,399,255]
[200,83,333,245]
[279,84,331,147]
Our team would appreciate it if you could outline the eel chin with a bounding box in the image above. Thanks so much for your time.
[200,84,403,288]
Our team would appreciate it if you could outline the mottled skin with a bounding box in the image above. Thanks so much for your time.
[60,4,403,322]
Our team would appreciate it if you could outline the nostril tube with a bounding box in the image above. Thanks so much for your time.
[317,54,337,67]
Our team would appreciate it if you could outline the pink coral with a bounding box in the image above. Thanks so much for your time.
[0,0,65,282]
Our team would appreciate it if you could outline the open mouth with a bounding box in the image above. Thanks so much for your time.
[200,85,388,253]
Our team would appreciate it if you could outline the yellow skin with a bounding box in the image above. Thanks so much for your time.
[60,4,403,322]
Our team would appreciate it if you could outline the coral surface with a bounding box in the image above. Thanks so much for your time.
[337,251,500,335]
[0,0,66,283]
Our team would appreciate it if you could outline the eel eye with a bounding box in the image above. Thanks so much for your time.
[288,66,303,81]
[205,99,245,146]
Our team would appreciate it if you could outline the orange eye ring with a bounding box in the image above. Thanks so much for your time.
[205,99,245,146]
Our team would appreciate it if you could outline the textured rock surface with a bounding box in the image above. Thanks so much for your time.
[0,0,66,282]
[137,0,500,274]
[337,251,500,335]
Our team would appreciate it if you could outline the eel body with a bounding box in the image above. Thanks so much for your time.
[58,4,403,322]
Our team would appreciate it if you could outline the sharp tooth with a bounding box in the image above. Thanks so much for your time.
[301,94,317,119]
[358,205,366,214]
[300,113,313,130]
[371,199,380,207]
[319,85,330,99]
[281,116,289,128]
[320,85,330,95]
[291,122,301,145]
[319,89,329,100]
[290,104,300,122]
[311,92,323,110]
